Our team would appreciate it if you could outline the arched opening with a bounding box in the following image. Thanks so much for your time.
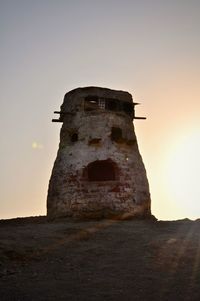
[86,160,116,181]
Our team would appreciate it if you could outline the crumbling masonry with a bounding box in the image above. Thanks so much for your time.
[47,87,151,218]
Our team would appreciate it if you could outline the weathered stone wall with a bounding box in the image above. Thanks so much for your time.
[47,87,151,219]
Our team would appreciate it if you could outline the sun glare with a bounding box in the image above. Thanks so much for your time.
[32,142,44,150]
[165,130,200,219]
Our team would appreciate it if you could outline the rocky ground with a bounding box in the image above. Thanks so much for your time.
[0,216,200,301]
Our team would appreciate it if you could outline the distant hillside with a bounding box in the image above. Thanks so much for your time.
[0,216,200,301]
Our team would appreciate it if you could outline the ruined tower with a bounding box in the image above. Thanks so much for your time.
[47,87,151,219]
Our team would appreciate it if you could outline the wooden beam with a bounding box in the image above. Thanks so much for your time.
[134,117,146,120]
[52,119,63,123]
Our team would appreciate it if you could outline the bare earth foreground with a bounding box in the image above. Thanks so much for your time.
[0,217,200,301]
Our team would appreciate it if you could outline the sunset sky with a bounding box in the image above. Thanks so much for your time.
[1,0,200,220]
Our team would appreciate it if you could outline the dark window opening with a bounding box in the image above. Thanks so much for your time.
[84,96,99,111]
[111,127,123,142]
[106,99,118,111]
[84,96,134,117]
[71,133,78,142]
[86,160,116,181]
[123,102,133,116]
[85,96,99,102]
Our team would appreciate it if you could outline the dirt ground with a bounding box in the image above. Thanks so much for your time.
[0,216,200,301]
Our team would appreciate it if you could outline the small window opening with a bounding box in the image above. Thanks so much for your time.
[84,96,99,111]
[123,102,133,116]
[86,160,116,181]
[71,133,78,142]
[106,99,118,111]
[111,127,123,142]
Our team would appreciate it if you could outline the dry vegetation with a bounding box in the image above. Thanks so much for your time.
[0,216,200,300]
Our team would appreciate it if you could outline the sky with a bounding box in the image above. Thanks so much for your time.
[1,0,200,220]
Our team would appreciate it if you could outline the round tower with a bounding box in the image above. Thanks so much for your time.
[47,87,151,219]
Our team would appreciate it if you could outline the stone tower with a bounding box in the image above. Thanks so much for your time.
[47,87,151,219]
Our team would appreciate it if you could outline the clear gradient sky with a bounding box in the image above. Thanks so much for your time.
[1,0,200,220]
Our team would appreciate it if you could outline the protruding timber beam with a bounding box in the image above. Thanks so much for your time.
[52,119,63,122]
[52,111,75,122]
[134,117,146,120]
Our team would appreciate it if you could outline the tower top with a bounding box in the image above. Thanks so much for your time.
[63,86,133,103]
[52,86,146,122]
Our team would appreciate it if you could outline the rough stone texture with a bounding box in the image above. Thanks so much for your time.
[47,87,151,219]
